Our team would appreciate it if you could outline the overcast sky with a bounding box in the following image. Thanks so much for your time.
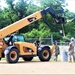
[66,0,75,13]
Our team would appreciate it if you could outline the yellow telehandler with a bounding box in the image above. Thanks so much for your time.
[0,7,66,63]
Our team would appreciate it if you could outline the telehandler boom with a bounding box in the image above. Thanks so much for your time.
[0,7,66,63]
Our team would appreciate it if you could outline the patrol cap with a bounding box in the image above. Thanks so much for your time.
[71,37,74,40]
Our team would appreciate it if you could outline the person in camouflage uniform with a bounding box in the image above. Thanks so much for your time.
[54,45,60,61]
[68,38,75,62]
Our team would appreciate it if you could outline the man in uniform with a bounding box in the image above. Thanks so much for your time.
[68,37,75,62]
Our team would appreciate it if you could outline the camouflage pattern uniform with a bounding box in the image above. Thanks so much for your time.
[54,45,60,61]
[68,38,75,62]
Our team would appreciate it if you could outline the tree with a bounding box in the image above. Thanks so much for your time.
[5,0,28,20]
[1,0,75,41]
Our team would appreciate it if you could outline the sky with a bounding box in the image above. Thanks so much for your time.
[0,0,75,13]
[66,0,75,13]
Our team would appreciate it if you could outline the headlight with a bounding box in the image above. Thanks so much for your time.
[38,47,42,51]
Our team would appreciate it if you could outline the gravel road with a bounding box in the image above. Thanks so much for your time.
[0,58,75,74]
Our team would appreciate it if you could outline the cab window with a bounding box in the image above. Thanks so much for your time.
[12,35,25,42]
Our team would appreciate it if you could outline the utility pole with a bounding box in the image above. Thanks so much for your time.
[61,24,65,37]
[51,34,53,45]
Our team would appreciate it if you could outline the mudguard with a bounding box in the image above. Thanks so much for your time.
[4,46,17,56]
[38,45,50,52]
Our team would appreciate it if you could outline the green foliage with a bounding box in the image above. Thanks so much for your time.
[24,29,40,38]
[52,32,62,41]
[0,0,75,42]
[65,9,75,20]
[23,27,51,38]
[65,21,75,37]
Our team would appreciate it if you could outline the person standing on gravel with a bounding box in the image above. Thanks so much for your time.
[68,37,75,62]
[53,40,60,61]
[54,45,60,61]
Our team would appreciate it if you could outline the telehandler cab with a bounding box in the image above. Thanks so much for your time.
[0,7,66,63]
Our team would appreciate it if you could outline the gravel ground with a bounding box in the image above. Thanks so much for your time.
[0,45,72,75]
[0,58,75,75]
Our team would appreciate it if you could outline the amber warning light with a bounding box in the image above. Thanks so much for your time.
[0,42,3,46]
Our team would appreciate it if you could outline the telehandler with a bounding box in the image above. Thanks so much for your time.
[0,7,66,63]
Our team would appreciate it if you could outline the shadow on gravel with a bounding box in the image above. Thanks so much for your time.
[0,60,49,64]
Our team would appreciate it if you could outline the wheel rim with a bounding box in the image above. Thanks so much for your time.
[10,51,17,61]
[42,50,49,59]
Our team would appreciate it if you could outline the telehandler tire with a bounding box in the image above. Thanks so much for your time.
[22,57,33,61]
[38,48,51,61]
[5,48,19,63]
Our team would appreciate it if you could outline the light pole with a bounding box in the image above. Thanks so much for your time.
[61,24,65,37]
[59,24,65,38]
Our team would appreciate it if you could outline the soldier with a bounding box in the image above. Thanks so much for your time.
[34,40,40,49]
[68,37,75,62]
[54,45,60,61]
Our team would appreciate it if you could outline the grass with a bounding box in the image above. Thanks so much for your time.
[1,56,61,62]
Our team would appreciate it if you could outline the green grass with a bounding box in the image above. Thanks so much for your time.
[1,57,61,62]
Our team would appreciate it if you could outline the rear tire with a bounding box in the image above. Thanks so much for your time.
[5,48,19,63]
[22,57,33,61]
[38,48,51,61]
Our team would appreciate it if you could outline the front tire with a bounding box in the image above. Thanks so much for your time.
[22,57,33,61]
[5,48,19,63]
[38,48,51,61]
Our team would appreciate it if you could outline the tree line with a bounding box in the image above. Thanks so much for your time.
[0,0,75,42]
